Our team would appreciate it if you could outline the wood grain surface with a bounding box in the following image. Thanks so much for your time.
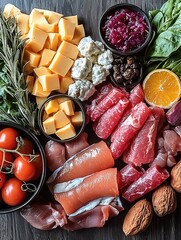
[0,0,181,240]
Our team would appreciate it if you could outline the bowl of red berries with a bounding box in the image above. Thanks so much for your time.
[99,3,152,56]
[0,121,46,213]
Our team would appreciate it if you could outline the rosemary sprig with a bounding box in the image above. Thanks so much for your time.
[0,12,38,134]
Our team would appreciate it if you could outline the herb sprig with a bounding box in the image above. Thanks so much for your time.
[0,12,38,133]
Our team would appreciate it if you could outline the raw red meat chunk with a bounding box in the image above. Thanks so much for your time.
[110,102,151,159]
[93,97,129,139]
[122,165,169,202]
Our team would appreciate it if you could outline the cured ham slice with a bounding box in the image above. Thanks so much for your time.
[110,102,151,159]
[90,88,127,122]
[119,164,144,191]
[122,165,169,202]
[111,84,144,142]
[65,132,89,159]
[45,140,66,172]
[47,141,114,191]
[21,197,123,231]
[93,97,129,139]
[122,113,158,166]
[54,168,119,215]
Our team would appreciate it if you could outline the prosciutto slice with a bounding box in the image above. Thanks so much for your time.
[90,88,127,122]
[111,84,144,142]
[110,102,151,159]
[47,141,114,192]
[122,165,169,202]
[54,168,119,215]
[119,164,144,191]
[93,97,129,139]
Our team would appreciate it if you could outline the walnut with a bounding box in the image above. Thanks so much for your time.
[171,160,181,192]
[152,184,177,217]
[123,199,153,236]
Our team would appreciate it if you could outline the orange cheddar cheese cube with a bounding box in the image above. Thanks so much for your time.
[42,110,49,121]
[59,100,74,116]
[71,111,83,128]
[65,15,78,25]
[16,13,30,35]
[45,99,59,115]
[24,62,34,74]
[35,9,63,24]
[55,123,76,140]
[49,53,73,77]
[48,33,60,51]
[34,67,52,77]
[26,75,35,93]
[36,96,47,109]
[70,24,85,45]
[39,49,56,67]
[58,18,75,41]
[43,116,56,135]
[27,26,48,52]
[57,41,79,60]
[38,74,60,91]
[58,76,74,94]
[56,97,69,104]
[34,22,58,33]
[54,109,71,128]
[24,50,41,67]
[29,9,48,26]
[32,79,51,97]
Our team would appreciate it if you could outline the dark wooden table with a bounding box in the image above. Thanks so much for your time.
[0,0,181,239]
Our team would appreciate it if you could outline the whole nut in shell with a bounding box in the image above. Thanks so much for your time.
[152,184,177,217]
[123,199,153,236]
[171,160,181,192]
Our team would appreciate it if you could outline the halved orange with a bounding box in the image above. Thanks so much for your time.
[143,69,181,109]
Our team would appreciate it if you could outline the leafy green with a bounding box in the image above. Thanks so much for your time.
[145,0,181,77]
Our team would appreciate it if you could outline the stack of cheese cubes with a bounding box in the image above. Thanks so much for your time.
[3,4,85,108]
[42,97,83,140]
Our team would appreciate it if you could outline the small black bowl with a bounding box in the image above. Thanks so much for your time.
[38,94,86,143]
[0,121,46,214]
[99,3,152,56]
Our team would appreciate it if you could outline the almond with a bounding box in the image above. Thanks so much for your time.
[171,160,181,192]
[152,184,177,217]
[123,199,153,236]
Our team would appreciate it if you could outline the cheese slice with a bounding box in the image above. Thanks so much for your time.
[59,100,74,116]
[39,49,56,67]
[55,123,76,140]
[45,99,59,115]
[71,111,83,128]
[54,109,71,128]
[43,116,56,135]
[38,74,60,91]
[58,18,75,41]
[16,13,30,35]
[34,67,52,77]
[27,26,48,52]
[57,41,79,60]
[49,53,73,77]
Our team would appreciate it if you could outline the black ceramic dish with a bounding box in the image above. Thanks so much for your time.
[38,94,86,143]
[0,121,46,214]
[99,3,152,56]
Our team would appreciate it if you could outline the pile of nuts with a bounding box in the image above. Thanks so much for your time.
[123,160,181,236]
[112,56,141,87]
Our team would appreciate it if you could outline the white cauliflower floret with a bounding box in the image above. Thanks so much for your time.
[68,80,96,101]
[71,58,92,79]
[92,64,107,86]
[78,36,101,57]
[95,41,105,52]
[98,50,113,66]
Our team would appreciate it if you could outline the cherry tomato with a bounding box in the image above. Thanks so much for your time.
[13,156,36,181]
[14,138,34,158]
[0,172,6,189]
[31,154,43,180]
[0,128,19,150]
[1,178,27,206]
[0,151,13,168]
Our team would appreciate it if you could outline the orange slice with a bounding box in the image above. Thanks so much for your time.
[143,69,181,109]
